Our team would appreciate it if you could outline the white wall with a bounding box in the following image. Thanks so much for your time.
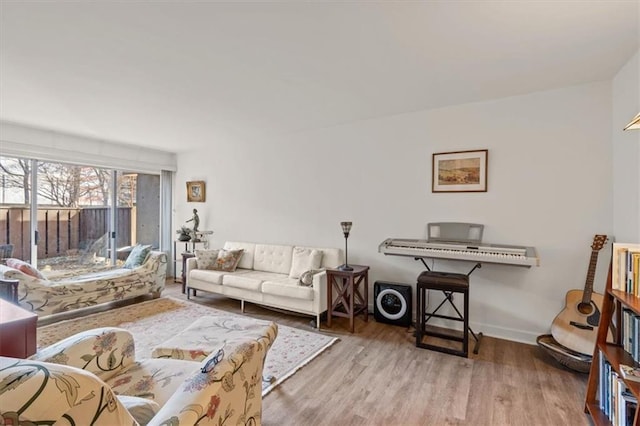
[175,81,613,344]
[612,50,640,243]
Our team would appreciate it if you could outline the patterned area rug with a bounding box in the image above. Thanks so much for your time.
[37,296,338,395]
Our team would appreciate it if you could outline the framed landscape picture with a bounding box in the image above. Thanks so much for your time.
[186,181,206,202]
[432,149,488,193]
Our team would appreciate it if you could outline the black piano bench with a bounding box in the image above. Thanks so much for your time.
[415,270,482,357]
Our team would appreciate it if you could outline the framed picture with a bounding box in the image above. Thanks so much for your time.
[186,181,206,202]
[432,149,488,193]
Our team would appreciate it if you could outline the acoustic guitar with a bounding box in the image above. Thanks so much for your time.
[551,234,611,356]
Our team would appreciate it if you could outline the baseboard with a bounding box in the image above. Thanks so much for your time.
[469,322,540,346]
[368,302,541,346]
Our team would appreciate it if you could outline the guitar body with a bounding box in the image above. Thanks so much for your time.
[551,289,610,355]
[550,234,610,356]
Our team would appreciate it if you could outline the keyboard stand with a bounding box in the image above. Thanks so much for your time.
[414,257,482,276]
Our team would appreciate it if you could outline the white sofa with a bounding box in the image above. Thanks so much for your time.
[186,241,343,327]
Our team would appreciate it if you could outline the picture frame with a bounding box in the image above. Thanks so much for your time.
[432,149,488,193]
[186,181,206,202]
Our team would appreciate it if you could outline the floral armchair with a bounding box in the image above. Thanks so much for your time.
[1,324,278,425]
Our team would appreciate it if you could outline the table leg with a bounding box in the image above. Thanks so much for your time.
[327,273,333,328]
[349,276,355,333]
[364,272,368,322]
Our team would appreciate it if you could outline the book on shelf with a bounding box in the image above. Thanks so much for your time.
[620,364,640,383]
[621,391,638,426]
[613,243,640,295]
[621,308,640,363]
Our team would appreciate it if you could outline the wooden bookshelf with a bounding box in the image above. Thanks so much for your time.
[585,243,640,426]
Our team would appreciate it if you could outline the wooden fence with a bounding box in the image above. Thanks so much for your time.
[0,205,132,261]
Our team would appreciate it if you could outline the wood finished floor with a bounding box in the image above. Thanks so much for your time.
[158,282,590,426]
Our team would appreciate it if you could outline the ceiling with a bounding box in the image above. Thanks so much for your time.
[1,1,638,153]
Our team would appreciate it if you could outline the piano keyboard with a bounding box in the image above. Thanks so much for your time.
[378,238,540,267]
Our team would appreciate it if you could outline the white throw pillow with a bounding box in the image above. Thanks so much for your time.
[195,249,220,270]
[289,247,323,279]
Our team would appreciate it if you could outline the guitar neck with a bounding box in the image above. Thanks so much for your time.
[582,250,599,303]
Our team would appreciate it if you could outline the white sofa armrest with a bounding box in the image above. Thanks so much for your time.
[186,256,198,273]
[311,270,328,315]
[31,327,136,382]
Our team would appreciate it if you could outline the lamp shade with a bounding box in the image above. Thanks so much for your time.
[623,112,640,131]
[341,221,352,236]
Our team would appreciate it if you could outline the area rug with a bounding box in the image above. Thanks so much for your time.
[37,296,338,395]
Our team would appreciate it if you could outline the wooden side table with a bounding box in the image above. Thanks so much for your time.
[0,298,37,358]
[326,265,369,333]
[173,240,207,283]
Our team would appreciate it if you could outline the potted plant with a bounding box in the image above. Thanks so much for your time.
[176,226,192,242]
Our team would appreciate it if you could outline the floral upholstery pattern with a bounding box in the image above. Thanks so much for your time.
[107,358,199,407]
[0,357,137,425]
[32,327,136,382]
[0,251,167,318]
[5,324,278,425]
[152,314,278,361]
[149,321,278,426]
[210,249,245,272]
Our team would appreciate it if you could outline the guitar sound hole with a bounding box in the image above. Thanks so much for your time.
[578,302,593,315]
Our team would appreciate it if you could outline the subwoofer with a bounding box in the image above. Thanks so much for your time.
[374,281,412,327]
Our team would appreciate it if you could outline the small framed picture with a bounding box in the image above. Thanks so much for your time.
[186,181,206,202]
[432,149,488,193]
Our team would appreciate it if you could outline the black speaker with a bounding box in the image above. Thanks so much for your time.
[374,281,412,327]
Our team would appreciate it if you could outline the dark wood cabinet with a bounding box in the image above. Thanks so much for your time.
[0,299,37,358]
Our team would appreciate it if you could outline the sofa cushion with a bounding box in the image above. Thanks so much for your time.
[123,244,152,269]
[223,242,256,270]
[254,244,293,274]
[289,247,323,279]
[190,268,226,285]
[262,277,315,300]
[221,270,271,291]
[6,258,44,279]
[194,249,220,270]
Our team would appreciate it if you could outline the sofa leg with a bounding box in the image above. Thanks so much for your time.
[316,315,321,329]
[241,300,245,313]
[151,291,161,299]
[186,288,191,300]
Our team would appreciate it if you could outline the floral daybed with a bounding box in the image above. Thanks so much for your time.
[0,251,167,319]
[0,324,277,425]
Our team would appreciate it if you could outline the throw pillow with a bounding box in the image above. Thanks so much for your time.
[298,269,324,286]
[6,258,44,279]
[289,247,323,279]
[211,249,244,272]
[117,395,160,425]
[123,244,152,269]
[195,249,220,270]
